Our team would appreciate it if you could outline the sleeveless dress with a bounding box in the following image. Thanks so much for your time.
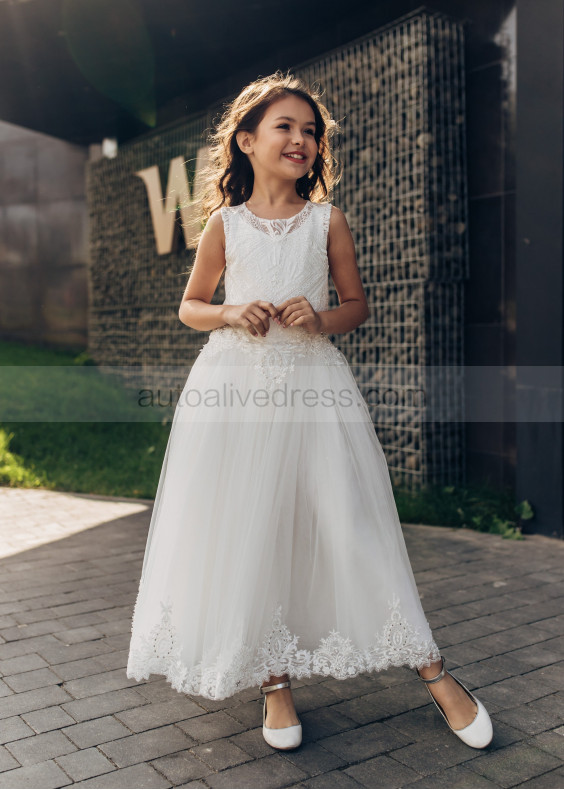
[126,200,441,701]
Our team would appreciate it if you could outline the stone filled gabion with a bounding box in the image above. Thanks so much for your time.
[86,8,468,492]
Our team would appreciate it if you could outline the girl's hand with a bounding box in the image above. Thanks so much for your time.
[223,301,279,337]
[275,296,322,335]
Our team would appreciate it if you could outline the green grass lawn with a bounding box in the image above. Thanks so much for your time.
[0,340,170,498]
[0,339,530,536]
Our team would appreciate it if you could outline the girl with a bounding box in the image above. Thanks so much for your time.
[127,71,493,752]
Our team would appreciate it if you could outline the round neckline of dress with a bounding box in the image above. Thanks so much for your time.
[242,200,311,222]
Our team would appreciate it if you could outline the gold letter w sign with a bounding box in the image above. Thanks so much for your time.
[135,146,210,254]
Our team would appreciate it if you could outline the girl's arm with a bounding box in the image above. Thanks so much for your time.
[318,207,370,335]
[178,212,230,331]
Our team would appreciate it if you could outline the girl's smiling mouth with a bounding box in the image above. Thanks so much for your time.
[283,152,308,163]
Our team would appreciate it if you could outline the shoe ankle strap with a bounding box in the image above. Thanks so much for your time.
[260,680,290,694]
[417,656,446,684]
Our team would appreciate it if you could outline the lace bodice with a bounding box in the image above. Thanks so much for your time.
[222,200,331,311]
[198,200,347,389]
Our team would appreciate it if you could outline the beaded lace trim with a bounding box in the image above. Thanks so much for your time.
[240,201,314,238]
[127,594,441,701]
[198,326,347,391]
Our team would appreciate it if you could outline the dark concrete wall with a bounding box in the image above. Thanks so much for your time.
[0,121,89,349]
[515,0,563,539]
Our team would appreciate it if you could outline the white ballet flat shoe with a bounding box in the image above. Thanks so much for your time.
[260,680,302,750]
[417,656,493,749]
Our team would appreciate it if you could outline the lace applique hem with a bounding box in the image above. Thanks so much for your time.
[126,594,441,701]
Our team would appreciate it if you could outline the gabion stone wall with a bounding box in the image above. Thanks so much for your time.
[86,8,468,492]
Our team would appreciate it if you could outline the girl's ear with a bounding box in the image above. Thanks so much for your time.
[236,130,253,155]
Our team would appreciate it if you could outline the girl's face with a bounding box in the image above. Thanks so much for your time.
[237,94,318,182]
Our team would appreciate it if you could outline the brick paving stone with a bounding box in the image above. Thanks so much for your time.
[93,649,129,671]
[71,763,171,788]
[61,668,140,699]
[0,685,71,720]
[0,679,13,698]
[528,730,564,759]
[0,620,62,642]
[514,768,564,788]
[277,741,348,776]
[231,726,288,761]
[299,706,358,744]
[0,653,48,676]
[331,694,392,726]
[224,699,268,728]
[318,720,412,762]
[50,657,107,682]
[405,764,502,788]
[5,729,77,766]
[175,710,247,742]
[470,742,561,786]
[532,613,564,635]
[0,634,62,662]
[54,746,115,782]
[292,683,344,712]
[385,704,451,741]
[390,735,479,776]
[318,673,388,701]
[204,752,307,788]
[456,655,532,688]
[3,667,63,693]
[98,724,193,768]
[0,758,72,788]
[1,491,564,788]
[149,750,211,785]
[433,618,500,648]
[494,693,564,735]
[52,627,104,645]
[520,662,564,692]
[473,674,555,710]
[62,715,132,749]
[427,603,482,629]
[94,618,131,637]
[441,642,494,666]
[0,716,34,744]
[115,697,207,733]
[190,737,253,771]
[346,680,430,719]
[56,613,108,630]
[299,769,364,787]
[34,639,115,666]
[0,746,20,772]
[60,688,149,722]
[21,706,76,733]
[343,754,421,788]
[505,643,564,669]
[134,678,184,704]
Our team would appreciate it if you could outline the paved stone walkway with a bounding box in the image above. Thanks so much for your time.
[0,487,562,789]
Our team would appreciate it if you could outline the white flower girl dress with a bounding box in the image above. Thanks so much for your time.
[126,200,441,700]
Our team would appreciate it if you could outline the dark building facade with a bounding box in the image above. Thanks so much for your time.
[1,1,562,536]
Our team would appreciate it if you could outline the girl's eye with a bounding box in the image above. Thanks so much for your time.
[276,124,316,136]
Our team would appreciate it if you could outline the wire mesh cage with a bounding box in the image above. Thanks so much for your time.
[86,7,468,492]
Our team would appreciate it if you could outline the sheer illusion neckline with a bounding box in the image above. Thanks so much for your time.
[242,201,311,222]
[240,201,313,238]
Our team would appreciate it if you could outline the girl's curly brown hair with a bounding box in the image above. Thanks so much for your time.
[194,70,340,242]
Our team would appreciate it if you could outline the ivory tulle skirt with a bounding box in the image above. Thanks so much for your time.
[126,328,440,700]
